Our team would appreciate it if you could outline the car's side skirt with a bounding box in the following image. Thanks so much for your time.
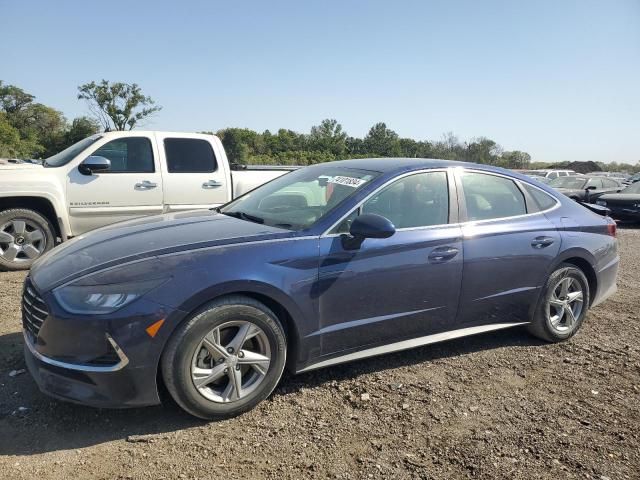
[297,322,528,373]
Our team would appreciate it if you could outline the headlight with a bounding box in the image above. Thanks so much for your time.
[596,200,607,206]
[54,278,167,315]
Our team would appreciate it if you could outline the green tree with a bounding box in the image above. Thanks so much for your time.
[77,80,161,131]
[465,137,502,165]
[309,119,347,156]
[500,150,531,169]
[363,122,400,156]
[64,116,100,145]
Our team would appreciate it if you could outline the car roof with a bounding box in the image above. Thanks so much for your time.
[319,157,507,175]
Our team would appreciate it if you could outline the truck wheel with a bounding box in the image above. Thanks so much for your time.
[0,209,55,271]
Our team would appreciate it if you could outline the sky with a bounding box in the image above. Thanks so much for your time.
[1,0,639,164]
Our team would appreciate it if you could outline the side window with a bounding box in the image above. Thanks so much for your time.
[602,179,618,188]
[165,138,217,173]
[361,171,449,229]
[522,183,558,211]
[91,137,154,173]
[461,172,526,221]
[548,172,558,179]
[588,178,603,189]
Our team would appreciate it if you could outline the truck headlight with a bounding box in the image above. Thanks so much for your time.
[54,278,167,315]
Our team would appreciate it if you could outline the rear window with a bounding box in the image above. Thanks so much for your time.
[522,183,558,211]
[460,172,527,221]
[165,138,217,173]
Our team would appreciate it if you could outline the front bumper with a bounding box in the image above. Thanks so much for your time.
[23,292,185,409]
[24,334,159,408]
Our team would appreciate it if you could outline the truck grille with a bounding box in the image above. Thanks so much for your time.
[22,277,49,339]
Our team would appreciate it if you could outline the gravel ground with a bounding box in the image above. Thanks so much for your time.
[1,227,639,480]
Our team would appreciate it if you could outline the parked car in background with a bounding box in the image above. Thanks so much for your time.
[549,175,623,202]
[23,158,619,419]
[0,131,295,271]
[627,172,640,184]
[588,171,630,185]
[518,171,553,184]
[519,169,578,181]
[596,181,640,222]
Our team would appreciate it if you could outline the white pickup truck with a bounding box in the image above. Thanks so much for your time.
[0,131,294,270]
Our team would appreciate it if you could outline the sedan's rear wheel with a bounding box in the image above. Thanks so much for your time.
[527,264,590,342]
[161,296,286,419]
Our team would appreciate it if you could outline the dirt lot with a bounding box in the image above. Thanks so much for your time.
[1,228,639,480]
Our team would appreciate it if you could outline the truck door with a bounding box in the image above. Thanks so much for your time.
[157,133,231,211]
[66,134,163,235]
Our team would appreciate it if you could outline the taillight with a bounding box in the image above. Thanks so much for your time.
[606,218,617,237]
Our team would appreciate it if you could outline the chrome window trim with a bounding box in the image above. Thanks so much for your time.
[322,167,562,238]
[455,168,562,225]
[24,332,129,372]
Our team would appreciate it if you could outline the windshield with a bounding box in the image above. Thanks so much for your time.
[220,166,379,230]
[44,134,102,167]
[549,177,587,189]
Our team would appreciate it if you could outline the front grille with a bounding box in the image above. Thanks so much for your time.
[22,277,49,339]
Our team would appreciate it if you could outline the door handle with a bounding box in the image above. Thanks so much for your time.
[202,180,223,189]
[135,180,157,189]
[531,236,554,249]
[428,246,459,263]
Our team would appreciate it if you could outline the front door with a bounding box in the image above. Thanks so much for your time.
[67,135,163,235]
[316,170,463,355]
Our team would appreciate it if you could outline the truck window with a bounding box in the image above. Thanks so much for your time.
[92,138,154,173]
[164,138,217,173]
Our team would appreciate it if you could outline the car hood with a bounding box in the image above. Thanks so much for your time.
[31,210,294,291]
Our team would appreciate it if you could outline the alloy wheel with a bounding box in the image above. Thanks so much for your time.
[190,320,271,403]
[0,219,46,263]
[546,276,584,333]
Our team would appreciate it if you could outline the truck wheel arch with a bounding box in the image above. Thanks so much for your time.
[0,196,63,240]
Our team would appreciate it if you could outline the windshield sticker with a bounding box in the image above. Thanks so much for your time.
[330,176,367,188]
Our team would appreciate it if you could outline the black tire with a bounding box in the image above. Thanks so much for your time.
[527,263,590,342]
[161,295,287,420]
[0,208,55,271]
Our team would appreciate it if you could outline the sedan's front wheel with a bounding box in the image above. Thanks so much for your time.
[527,264,590,342]
[161,296,287,419]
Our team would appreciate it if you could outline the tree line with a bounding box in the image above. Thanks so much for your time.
[1,79,637,173]
[212,120,534,169]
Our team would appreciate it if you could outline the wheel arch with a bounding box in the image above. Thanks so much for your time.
[548,248,598,306]
[166,280,305,370]
[0,196,64,240]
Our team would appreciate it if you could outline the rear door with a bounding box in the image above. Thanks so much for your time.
[66,134,163,235]
[157,133,231,211]
[316,169,463,355]
[455,170,561,327]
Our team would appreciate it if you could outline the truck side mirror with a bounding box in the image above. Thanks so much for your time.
[79,156,111,175]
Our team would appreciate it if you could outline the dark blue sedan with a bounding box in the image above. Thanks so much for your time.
[23,159,619,419]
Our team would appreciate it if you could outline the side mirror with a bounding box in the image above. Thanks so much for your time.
[79,156,111,175]
[586,185,597,191]
[342,213,395,249]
